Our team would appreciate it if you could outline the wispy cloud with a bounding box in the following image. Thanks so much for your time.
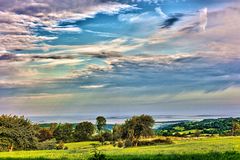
[0,0,136,52]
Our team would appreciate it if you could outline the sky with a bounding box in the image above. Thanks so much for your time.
[0,0,240,118]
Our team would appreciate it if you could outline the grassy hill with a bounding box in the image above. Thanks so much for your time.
[0,136,239,160]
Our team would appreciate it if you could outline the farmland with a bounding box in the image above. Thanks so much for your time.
[0,136,239,160]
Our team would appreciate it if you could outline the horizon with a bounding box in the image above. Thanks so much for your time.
[27,114,239,124]
[0,0,240,117]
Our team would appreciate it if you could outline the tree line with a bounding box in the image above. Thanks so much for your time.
[156,118,240,137]
[0,114,157,151]
[1,114,240,152]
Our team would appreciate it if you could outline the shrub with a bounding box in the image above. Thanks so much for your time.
[165,138,174,144]
[88,150,109,160]
[37,139,57,150]
[124,139,132,147]
[99,136,105,144]
[117,140,124,148]
[37,128,53,142]
[53,123,74,143]
[102,132,113,141]
[194,130,201,137]
[56,141,68,150]
[137,138,173,146]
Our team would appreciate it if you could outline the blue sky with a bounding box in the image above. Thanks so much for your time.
[0,0,240,117]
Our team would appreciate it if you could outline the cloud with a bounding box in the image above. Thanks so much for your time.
[155,7,168,19]
[1,1,240,103]
[199,7,208,32]
[84,30,120,38]
[43,26,82,33]
[118,11,164,24]
[80,84,106,89]
[43,38,143,55]
[0,0,136,52]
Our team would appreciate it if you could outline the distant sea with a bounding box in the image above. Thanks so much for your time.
[28,114,237,128]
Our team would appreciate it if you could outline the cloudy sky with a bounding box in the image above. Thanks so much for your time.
[0,0,240,118]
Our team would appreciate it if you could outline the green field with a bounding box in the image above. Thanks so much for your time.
[0,136,239,160]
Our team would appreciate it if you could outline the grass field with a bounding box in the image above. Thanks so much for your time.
[0,136,239,160]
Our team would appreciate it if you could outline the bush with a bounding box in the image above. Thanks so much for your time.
[37,139,57,150]
[138,140,154,146]
[103,141,111,145]
[194,130,201,137]
[102,132,113,141]
[117,140,124,148]
[137,138,173,146]
[99,136,105,144]
[37,128,53,142]
[88,150,109,160]
[124,139,132,147]
[53,123,74,143]
[56,141,68,150]
[165,138,174,144]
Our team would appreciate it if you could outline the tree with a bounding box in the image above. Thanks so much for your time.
[194,130,201,137]
[37,128,53,142]
[102,132,113,141]
[232,121,240,136]
[53,123,73,142]
[123,115,155,146]
[113,124,124,141]
[96,116,106,133]
[0,115,38,151]
[74,121,95,141]
[49,123,58,133]
[96,116,107,145]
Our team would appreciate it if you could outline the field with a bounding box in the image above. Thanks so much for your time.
[0,136,239,160]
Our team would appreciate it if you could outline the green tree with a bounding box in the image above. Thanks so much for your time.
[37,128,53,142]
[96,116,106,133]
[123,115,155,146]
[232,121,240,136]
[74,121,95,141]
[102,131,113,141]
[96,116,107,145]
[194,130,201,137]
[53,123,73,142]
[0,115,38,151]
[49,123,58,133]
[112,124,124,141]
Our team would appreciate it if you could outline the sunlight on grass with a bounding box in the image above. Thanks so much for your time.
[0,137,239,160]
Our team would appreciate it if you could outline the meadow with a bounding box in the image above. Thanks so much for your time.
[0,136,239,160]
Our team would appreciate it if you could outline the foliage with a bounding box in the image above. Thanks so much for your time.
[88,144,110,160]
[157,118,240,137]
[124,139,132,148]
[112,115,155,146]
[132,137,173,147]
[0,115,38,151]
[74,122,95,141]
[112,124,124,142]
[126,115,154,138]
[102,132,113,142]
[53,123,74,143]
[117,141,124,148]
[115,115,155,146]
[36,139,57,150]
[96,116,107,133]
[56,141,68,150]
[232,121,240,136]
[37,128,53,142]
